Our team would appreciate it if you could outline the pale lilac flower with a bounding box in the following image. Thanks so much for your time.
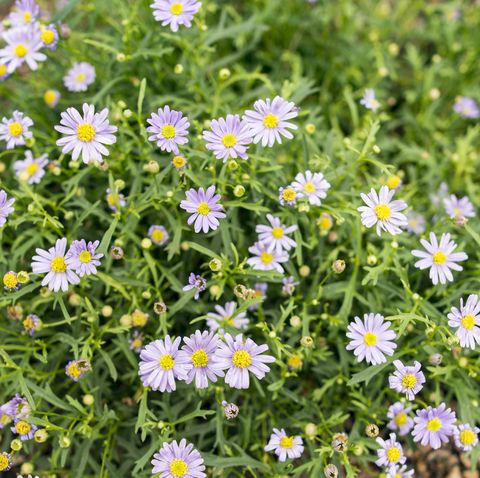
[44,89,60,108]
[411,232,468,285]
[63,62,96,92]
[244,96,298,147]
[5,394,30,419]
[8,0,39,27]
[375,433,406,469]
[138,336,188,392]
[55,103,117,164]
[0,64,9,81]
[129,331,144,353]
[215,333,275,389]
[406,211,426,235]
[387,402,414,436]
[203,114,252,161]
[453,423,480,452]
[0,190,15,226]
[0,26,46,73]
[65,359,91,381]
[23,313,41,336]
[255,214,297,253]
[13,150,48,184]
[360,88,380,111]
[148,225,169,246]
[146,106,190,154]
[11,419,37,441]
[247,241,289,273]
[278,185,298,206]
[346,313,397,365]
[291,170,331,206]
[178,330,224,389]
[66,239,103,277]
[0,404,11,429]
[388,360,425,400]
[249,283,267,311]
[282,276,298,296]
[179,185,226,233]
[430,182,449,208]
[31,237,80,292]
[412,403,456,449]
[454,96,480,119]
[151,439,206,477]
[358,186,407,236]
[386,465,414,478]
[447,294,480,349]
[0,111,33,149]
[183,273,206,300]
[106,188,126,212]
[444,194,475,220]
[264,428,304,462]
[150,0,202,32]
[206,301,249,333]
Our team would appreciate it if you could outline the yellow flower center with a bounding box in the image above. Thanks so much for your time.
[132,310,148,327]
[222,133,237,148]
[232,350,251,368]
[151,229,165,242]
[26,162,39,176]
[288,355,302,369]
[8,122,23,137]
[23,11,32,22]
[41,30,55,44]
[131,338,142,349]
[77,123,96,142]
[460,429,476,446]
[3,272,18,289]
[0,64,7,76]
[170,3,184,15]
[282,188,297,202]
[374,203,391,221]
[461,314,475,330]
[79,250,92,263]
[271,227,284,239]
[169,458,188,477]
[427,417,441,432]
[51,256,67,273]
[318,215,332,230]
[15,43,28,58]
[159,354,175,371]
[386,446,401,463]
[23,316,34,330]
[432,251,447,265]
[0,454,10,471]
[75,73,86,83]
[263,113,279,129]
[67,363,81,379]
[304,182,316,193]
[387,175,401,189]
[280,436,294,449]
[15,420,31,435]
[172,156,186,168]
[363,332,377,346]
[260,252,273,264]
[191,349,209,368]
[197,202,210,216]
[401,373,417,389]
[395,412,407,426]
[161,124,176,139]
[44,90,57,105]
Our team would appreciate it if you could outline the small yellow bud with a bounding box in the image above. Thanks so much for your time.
[11,439,23,451]
[114,179,125,189]
[305,123,316,134]
[209,258,222,271]
[174,64,184,74]
[299,265,310,277]
[120,314,132,327]
[20,463,34,474]
[82,394,94,406]
[290,315,301,327]
[233,185,245,197]
[141,238,152,249]
[116,52,126,62]
[101,305,113,317]
[59,435,71,448]
[218,68,231,80]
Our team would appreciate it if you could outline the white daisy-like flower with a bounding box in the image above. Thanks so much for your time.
[264,428,304,462]
[447,294,480,349]
[9,0,39,27]
[358,186,408,236]
[246,241,289,273]
[0,190,15,227]
[150,0,202,33]
[255,214,297,253]
[406,211,426,235]
[206,302,249,333]
[291,170,330,206]
[63,62,96,92]
[360,88,380,111]
[411,232,468,285]
[453,423,480,452]
[13,150,48,184]
[0,111,33,150]
[243,96,298,147]
[443,194,475,220]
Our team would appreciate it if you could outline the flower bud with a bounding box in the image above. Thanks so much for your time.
[20,462,34,474]
[141,238,152,249]
[101,305,113,317]
[233,185,245,197]
[174,64,184,74]
[144,160,160,174]
[222,400,239,419]
[209,258,222,271]
[34,429,49,443]
[331,432,348,452]
[305,423,317,438]
[299,265,310,277]
[116,52,126,62]
[305,123,316,134]
[154,302,167,315]
[111,246,124,259]
[300,336,314,348]
[218,68,231,80]
[324,464,338,478]
[83,394,94,406]
[290,315,301,327]
[227,159,238,170]
[429,353,443,366]
[332,260,345,274]
[59,435,71,448]
[365,423,379,437]
[10,439,22,451]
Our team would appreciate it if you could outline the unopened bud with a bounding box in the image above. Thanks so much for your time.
[332,260,345,274]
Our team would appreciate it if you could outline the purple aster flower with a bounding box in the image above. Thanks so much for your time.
[9,0,39,27]
[129,331,144,353]
[291,170,331,206]
[430,182,449,208]
[444,194,475,220]
[215,333,275,389]
[278,185,298,206]
[11,419,37,441]
[454,423,479,452]
[150,0,202,32]
[412,403,456,449]
[179,185,226,233]
[243,96,298,147]
[282,276,298,296]
[0,190,15,226]
[447,294,480,349]
[346,313,397,365]
[66,239,103,277]
[406,211,426,235]
[65,359,91,381]
[151,439,206,477]
[375,433,406,469]
[202,114,252,162]
[454,96,480,119]
[44,89,60,108]
[40,24,59,50]
[182,272,207,300]
[247,241,289,273]
[255,214,297,253]
[386,465,414,478]
[387,402,414,436]
[264,428,304,462]
[63,62,96,92]
[5,394,30,419]
[13,150,48,184]
[206,301,249,333]
[148,225,169,246]
[23,313,41,336]
[55,103,118,164]
[360,88,380,111]
[0,64,9,81]
[31,237,80,292]
[106,188,126,212]
[249,282,267,311]
[146,106,190,155]
[0,452,12,472]
[0,26,46,73]
[178,330,225,389]
[0,111,33,149]
[411,232,468,285]
[388,360,425,400]
[138,336,188,392]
